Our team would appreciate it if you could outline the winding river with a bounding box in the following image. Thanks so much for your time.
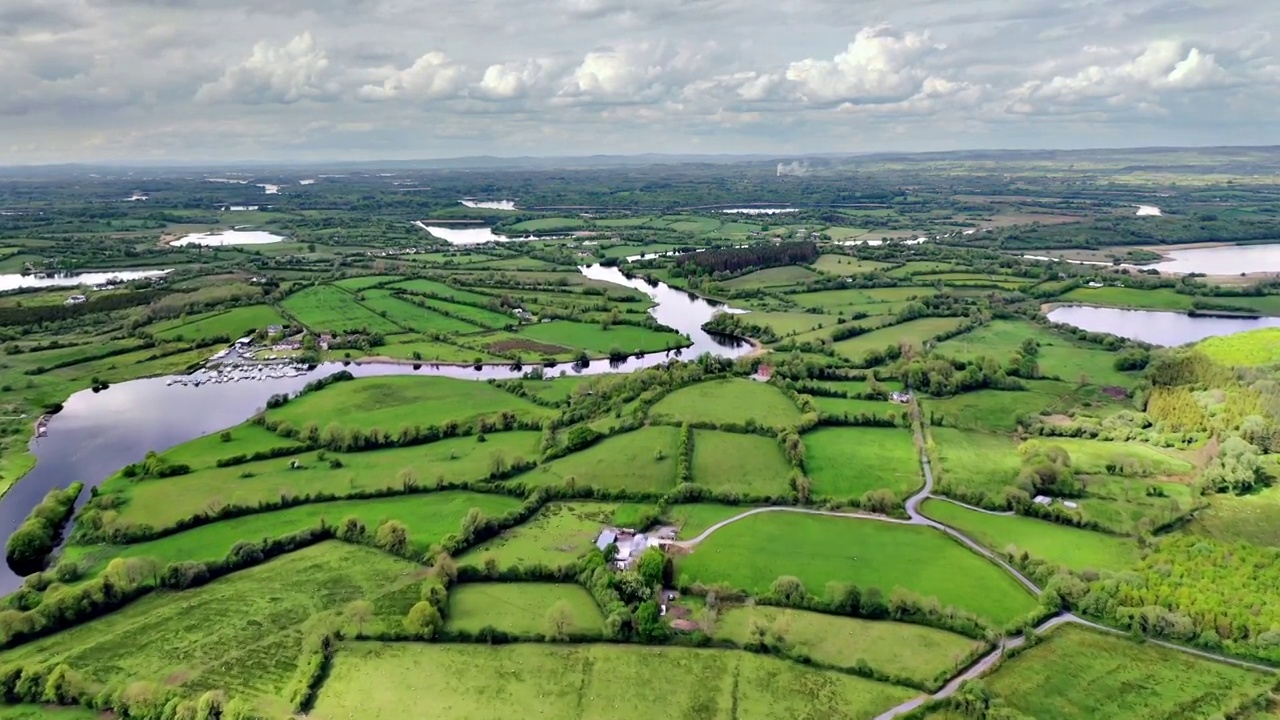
[0,266,748,591]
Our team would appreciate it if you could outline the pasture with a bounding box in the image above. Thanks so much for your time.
[811,396,908,426]
[690,429,793,496]
[517,320,686,354]
[266,375,554,431]
[667,503,755,539]
[388,279,495,305]
[507,217,586,232]
[149,305,287,342]
[459,502,625,568]
[358,290,485,334]
[310,643,918,720]
[677,512,1038,625]
[714,606,982,684]
[157,421,301,470]
[935,320,1136,387]
[444,583,604,635]
[108,431,542,530]
[812,255,893,275]
[334,275,402,290]
[649,379,802,429]
[803,427,920,499]
[1198,328,1280,367]
[921,499,1140,572]
[515,426,679,492]
[787,287,937,310]
[721,266,823,289]
[985,626,1273,719]
[282,285,402,333]
[832,317,967,361]
[923,387,1066,432]
[735,310,833,337]
[0,544,422,708]
[65,491,522,575]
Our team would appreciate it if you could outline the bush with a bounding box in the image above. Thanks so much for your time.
[5,483,83,576]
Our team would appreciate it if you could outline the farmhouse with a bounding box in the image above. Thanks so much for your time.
[595,527,663,569]
[890,391,912,404]
[64,294,87,305]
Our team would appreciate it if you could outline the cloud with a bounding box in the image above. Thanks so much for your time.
[474,59,552,100]
[357,51,467,101]
[784,26,939,105]
[196,32,337,104]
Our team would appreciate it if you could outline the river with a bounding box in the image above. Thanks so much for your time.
[1047,305,1280,346]
[0,266,747,591]
[1149,243,1280,275]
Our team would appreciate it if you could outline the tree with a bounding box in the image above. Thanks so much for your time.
[636,547,669,588]
[404,601,442,639]
[545,600,573,641]
[460,508,484,541]
[635,600,666,641]
[430,552,458,586]
[375,520,410,555]
[769,575,807,605]
[344,600,374,636]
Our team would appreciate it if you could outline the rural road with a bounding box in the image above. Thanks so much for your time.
[676,400,1276,719]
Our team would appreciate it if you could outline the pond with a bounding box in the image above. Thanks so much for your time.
[0,265,749,591]
[1148,244,1280,275]
[169,230,287,247]
[1047,305,1280,346]
[719,207,797,215]
[414,223,562,245]
[459,199,517,210]
[1136,205,1163,216]
[0,269,171,292]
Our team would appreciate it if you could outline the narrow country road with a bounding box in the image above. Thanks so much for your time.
[929,496,1017,517]
[674,398,1277,719]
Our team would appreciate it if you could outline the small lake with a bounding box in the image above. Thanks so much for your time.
[170,230,287,247]
[1047,305,1280,346]
[0,265,748,591]
[415,223,558,245]
[1136,205,1163,216]
[0,269,172,292]
[720,208,797,215]
[460,199,517,210]
[1148,244,1280,275]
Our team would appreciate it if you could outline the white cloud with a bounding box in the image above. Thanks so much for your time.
[564,47,662,98]
[196,32,337,105]
[475,60,551,100]
[358,51,467,101]
[784,26,939,105]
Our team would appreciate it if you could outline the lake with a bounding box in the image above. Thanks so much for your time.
[460,199,517,210]
[1149,244,1280,275]
[170,230,286,247]
[0,269,171,292]
[0,265,748,591]
[414,223,560,245]
[720,208,797,215]
[1047,305,1280,346]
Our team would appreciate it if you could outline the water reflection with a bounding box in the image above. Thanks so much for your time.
[1047,305,1280,346]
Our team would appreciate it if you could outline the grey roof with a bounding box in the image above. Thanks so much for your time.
[596,529,617,551]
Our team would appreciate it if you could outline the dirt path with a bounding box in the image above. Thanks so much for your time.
[928,496,1016,517]
[669,506,913,548]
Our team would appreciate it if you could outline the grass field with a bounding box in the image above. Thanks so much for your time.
[0,543,422,711]
[984,626,1273,719]
[721,266,823,289]
[149,305,288,343]
[507,217,587,232]
[157,421,302,470]
[1191,484,1280,547]
[787,287,937,310]
[650,379,802,429]
[266,375,553,431]
[736,310,833,337]
[282,284,402,333]
[374,335,500,363]
[832,317,967,361]
[668,503,755,539]
[714,606,982,684]
[459,502,627,568]
[935,320,1136,387]
[358,289,485,334]
[803,427,920,499]
[0,707,100,720]
[334,275,402,290]
[517,320,686,354]
[811,396,908,425]
[923,387,1066,432]
[1059,286,1195,311]
[690,429,792,496]
[65,491,521,574]
[515,426,679,492]
[108,431,541,530]
[812,255,894,275]
[310,643,918,720]
[411,297,515,329]
[388,278,495,306]
[444,583,604,635]
[1198,328,1280,367]
[920,499,1140,572]
[677,512,1037,625]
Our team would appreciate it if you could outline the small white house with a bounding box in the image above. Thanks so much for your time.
[1033,495,1053,506]
[64,294,87,305]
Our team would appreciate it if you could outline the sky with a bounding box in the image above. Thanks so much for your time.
[1,0,1277,164]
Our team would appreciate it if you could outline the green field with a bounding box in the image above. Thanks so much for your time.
[787,287,937,310]
[108,431,541,530]
[310,643,918,720]
[517,320,686,354]
[690,429,792,496]
[507,217,587,232]
[0,707,101,720]
[737,310,834,337]
[459,502,624,568]
[650,379,802,429]
[0,543,421,711]
[388,278,496,305]
[811,396,908,425]
[149,305,288,342]
[935,320,1136,387]
[721,266,823,289]
[266,375,553,431]
[515,426,678,492]
[1191,484,1280,547]
[282,284,402,333]
[444,583,604,635]
[984,626,1273,719]
[1198,328,1280,367]
[157,421,302,470]
[358,289,486,334]
[65,491,522,574]
[714,606,982,684]
[812,255,893,275]
[668,503,755,539]
[832,317,967,361]
[410,296,515,328]
[677,512,1038,625]
[334,275,402,290]
[923,387,1067,432]
[803,427,920,499]
[374,335,499,362]
[920,499,1140,572]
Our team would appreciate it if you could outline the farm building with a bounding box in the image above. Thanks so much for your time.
[595,527,663,569]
